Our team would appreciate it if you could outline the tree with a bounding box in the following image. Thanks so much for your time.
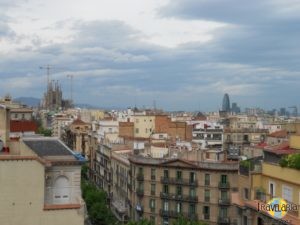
[126,219,153,225]
[172,216,208,225]
[81,166,117,225]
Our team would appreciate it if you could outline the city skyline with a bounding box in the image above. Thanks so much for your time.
[1,0,300,111]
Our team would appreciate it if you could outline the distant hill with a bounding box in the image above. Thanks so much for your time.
[75,103,102,109]
[14,97,40,107]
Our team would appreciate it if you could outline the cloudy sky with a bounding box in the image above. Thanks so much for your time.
[1,0,300,111]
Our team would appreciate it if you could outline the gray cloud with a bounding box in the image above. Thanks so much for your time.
[1,1,300,111]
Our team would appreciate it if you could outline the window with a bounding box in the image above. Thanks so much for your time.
[176,202,182,213]
[108,128,112,132]
[135,128,139,134]
[221,191,228,200]
[243,216,248,225]
[176,186,182,196]
[190,187,196,197]
[204,174,210,186]
[203,206,210,220]
[190,172,196,183]
[22,113,25,120]
[150,216,155,224]
[151,168,156,180]
[219,207,228,218]
[163,200,169,211]
[151,183,156,195]
[176,170,182,180]
[164,170,169,178]
[163,217,169,225]
[163,185,169,194]
[149,199,155,212]
[269,181,275,198]
[14,113,17,118]
[205,189,210,202]
[282,185,293,202]
[53,176,70,204]
[138,167,143,174]
[221,175,227,184]
[189,204,196,215]
[244,188,249,200]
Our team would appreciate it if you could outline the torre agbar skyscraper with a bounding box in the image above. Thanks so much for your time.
[222,93,230,112]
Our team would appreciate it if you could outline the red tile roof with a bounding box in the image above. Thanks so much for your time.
[71,119,87,125]
[268,130,288,138]
[10,120,38,132]
[264,141,298,155]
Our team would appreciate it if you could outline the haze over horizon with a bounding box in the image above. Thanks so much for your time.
[1,0,300,111]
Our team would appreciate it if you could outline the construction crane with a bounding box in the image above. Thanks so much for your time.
[39,65,53,86]
[67,74,74,105]
[288,106,298,117]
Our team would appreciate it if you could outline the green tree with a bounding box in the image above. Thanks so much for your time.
[172,216,208,225]
[126,219,153,225]
[81,166,117,225]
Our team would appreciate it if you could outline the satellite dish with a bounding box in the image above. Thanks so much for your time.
[0,140,3,152]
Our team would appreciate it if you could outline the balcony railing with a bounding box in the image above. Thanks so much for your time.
[218,217,230,225]
[218,182,230,189]
[136,173,144,181]
[161,177,198,187]
[159,210,198,220]
[218,198,231,205]
[160,192,198,202]
[136,188,144,197]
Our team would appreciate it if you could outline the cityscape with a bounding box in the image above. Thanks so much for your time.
[1,1,300,225]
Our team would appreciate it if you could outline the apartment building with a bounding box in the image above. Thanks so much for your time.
[128,155,239,225]
[111,150,131,223]
[119,114,192,142]
[64,118,91,157]
[0,105,85,225]
[232,136,300,225]
[224,128,268,160]
[51,113,73,138]
[192,122,223,149]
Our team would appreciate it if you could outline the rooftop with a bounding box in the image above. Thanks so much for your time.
[268,129,288,138]
[10,120,38,133]
[23,138,74,157]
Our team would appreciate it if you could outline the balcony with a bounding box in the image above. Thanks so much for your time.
[136,188,144,197]
[159,210,198,220]
[136,173,144,181]
[218,217,230,225]
[160,177,198,187]
[218,198,231,205]
[218,182,230,189]
[160,192,198,202]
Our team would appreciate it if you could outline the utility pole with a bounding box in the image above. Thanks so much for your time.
[67,74,74,105]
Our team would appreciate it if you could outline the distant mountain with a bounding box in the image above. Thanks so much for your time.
[75,103,102,109]
[14,97,40,107]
